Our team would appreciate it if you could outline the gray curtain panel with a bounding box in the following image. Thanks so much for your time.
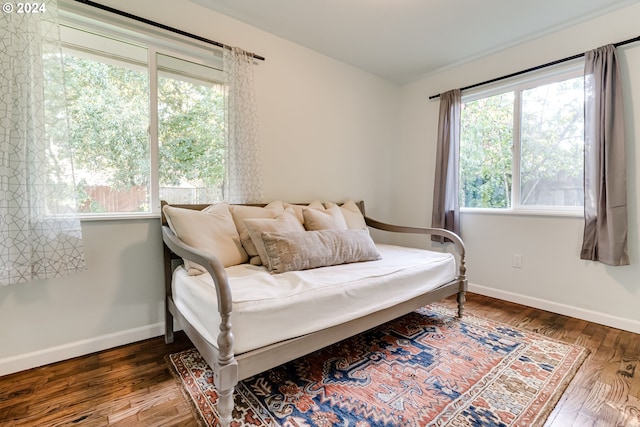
[431,89,461,242]
[580,45,629,266]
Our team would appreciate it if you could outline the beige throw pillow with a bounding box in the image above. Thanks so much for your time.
[243,208,305,268]
[325,200,367,229]
[261,228,381,274]
[163,203,248,275]
[303,204,348,231]
[284,200,325,225]
[231,201,285,264]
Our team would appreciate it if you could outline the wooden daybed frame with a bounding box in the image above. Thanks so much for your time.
[161,201,467,427]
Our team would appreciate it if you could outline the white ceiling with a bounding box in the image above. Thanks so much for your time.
[191,0,637,84]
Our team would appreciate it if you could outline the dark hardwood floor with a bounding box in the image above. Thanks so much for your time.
[1,293,639,426]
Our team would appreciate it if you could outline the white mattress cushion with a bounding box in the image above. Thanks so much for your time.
[172,243,456,354]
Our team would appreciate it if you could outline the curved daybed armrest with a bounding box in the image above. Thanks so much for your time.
[364,216,467,282]
[364,217,465,256]
[161,225,235,360]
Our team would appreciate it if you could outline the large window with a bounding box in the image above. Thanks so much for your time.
[459,66,584,213]
[54,22,225,215]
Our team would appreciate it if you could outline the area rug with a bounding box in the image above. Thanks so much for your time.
[167,304,588,426]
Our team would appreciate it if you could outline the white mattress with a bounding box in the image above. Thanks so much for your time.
[172,243,456,354]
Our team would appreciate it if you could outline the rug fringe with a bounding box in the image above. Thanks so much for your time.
[165,353,209,427]
[530,345,591,427]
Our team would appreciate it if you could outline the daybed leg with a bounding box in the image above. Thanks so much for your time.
[217,387,235,427]
[164,304,174,344]
[215,311,238,427]
[163,245,175,344]
[456,255,467,318]
[457,290,466,318]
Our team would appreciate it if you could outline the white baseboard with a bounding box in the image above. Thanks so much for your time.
[0,323,166,377]
[469,283,640,334]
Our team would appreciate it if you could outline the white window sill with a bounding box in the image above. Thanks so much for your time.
[460,207,583,218]
[79,213,161,222]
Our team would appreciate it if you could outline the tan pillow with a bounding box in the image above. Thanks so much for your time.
[163,203,248,275]
[303,204,348,231]
[243,208,305,268]
[284,200,325,224]
[261,229,381,274]
[231,201,285,264]
[307,200,325,210]
[325,201,366,229]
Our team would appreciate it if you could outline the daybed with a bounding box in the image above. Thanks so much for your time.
[161,200,467,427]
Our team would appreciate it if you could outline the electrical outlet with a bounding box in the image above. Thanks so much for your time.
[512,254,523,268]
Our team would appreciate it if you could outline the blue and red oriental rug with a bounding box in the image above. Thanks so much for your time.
[167,304,588,426]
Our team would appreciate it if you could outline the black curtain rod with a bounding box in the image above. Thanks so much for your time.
[429,34,640,100]
[72,0,266,61]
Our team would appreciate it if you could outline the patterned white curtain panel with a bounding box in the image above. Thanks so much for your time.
[0,0,86,286]
[222,47,264,204]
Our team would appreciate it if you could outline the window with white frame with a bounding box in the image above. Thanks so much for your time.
[459,65,585,213]
[51,18,225,216]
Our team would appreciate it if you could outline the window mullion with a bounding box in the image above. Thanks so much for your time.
[149,47,160,214]
[512,90,522,210]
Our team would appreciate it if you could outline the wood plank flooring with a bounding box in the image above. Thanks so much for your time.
[1,293,639,426]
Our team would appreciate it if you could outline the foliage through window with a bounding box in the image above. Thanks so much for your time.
[51,25,225,215]
[158,54,225,205]
[459,67,585,212]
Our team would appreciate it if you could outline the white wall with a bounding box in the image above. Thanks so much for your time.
[0,0,399,375]
[0,219,167,374]
[395,2,640,332]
